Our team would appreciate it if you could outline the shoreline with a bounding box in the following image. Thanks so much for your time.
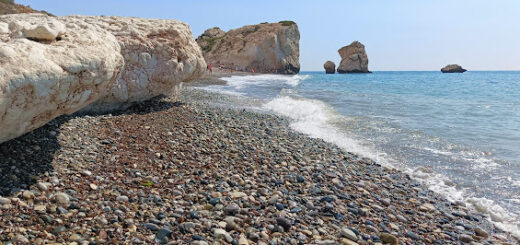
[0,83,518,244]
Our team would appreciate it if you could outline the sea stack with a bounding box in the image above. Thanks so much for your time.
[196,21,300,74]
[337,41,370,73]
[441,64,467,73]
[323,61,336,74]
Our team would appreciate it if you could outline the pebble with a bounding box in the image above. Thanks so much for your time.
[36,182,49,191]
[379,233,398,244]
[22,190,34,200]
[116,195,129,202]
[0,197,11,205]
[143,223,160,231]
[53,192,70,206]
[340,227,358,241]
[155,227,173,244]
[69,233,82,242]
[459,234,473,243]
[90,183,98,190]
[214,228,233,242]
[276,217,292,232]
[405,230,421,240]
[474,227,489,238]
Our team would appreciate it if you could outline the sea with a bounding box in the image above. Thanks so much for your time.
[197,71,520,236]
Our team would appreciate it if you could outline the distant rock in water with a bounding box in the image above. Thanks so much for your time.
[441,64,467,73]
[337,41,370,73]
[324,61,336,74]
[196,21,300,74]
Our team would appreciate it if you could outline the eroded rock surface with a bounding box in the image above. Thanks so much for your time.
[337,41,370,73]
[196,21,300,74]
[76,16,206,112]
[0,14,124,143]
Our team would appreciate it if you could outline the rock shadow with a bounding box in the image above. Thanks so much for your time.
[0,116,68,196]
[0,96,184,196]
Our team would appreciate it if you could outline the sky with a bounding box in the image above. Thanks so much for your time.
[18,0,520,71]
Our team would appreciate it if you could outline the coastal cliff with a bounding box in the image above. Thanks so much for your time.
[196,21,300,74]
[0,14,205,143]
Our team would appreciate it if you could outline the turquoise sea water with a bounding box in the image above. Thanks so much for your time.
[199,71,520,235]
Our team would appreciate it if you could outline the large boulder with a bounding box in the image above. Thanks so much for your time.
[441,64,467,73]
[196,21,300,74]
[0,14,124,143]
[324,61,335,74]
[0,14,207,143]
[337,41,370,73]
[76,16,206,112]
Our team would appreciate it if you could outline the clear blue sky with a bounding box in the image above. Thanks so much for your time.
[19,0,520,71]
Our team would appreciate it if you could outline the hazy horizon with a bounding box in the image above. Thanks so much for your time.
[18,0,520,71]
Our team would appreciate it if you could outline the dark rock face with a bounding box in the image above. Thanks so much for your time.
[337,41,370,74]
[324,61,336,74]
[441,64,467,73]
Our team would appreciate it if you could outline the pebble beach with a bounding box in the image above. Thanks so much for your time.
[0,82,518,244]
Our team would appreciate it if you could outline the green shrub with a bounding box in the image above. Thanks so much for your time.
[202,37,219,52]
[0,0,15,4]
[279,20,296,26]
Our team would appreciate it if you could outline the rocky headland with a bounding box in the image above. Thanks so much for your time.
[196,21,300,74]
[337,41,370,74]
[441,64,467,73]
[0,13,206,143]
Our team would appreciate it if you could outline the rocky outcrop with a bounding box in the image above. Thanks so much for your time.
[0,14,124,143]
[0,1,53,16]
[324,61,335,74]
[76,16,206,112]
[196,21,300,74]
[337,41,370,73]
[0,14,206,143]
[441,64,467,73]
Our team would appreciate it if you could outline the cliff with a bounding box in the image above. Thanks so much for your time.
[196,21,300,74]
[337,41,370,73]
[0,14,205,143]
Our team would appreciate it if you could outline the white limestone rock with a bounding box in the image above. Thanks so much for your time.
[0,14,124,143]
[76,16,206,112]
